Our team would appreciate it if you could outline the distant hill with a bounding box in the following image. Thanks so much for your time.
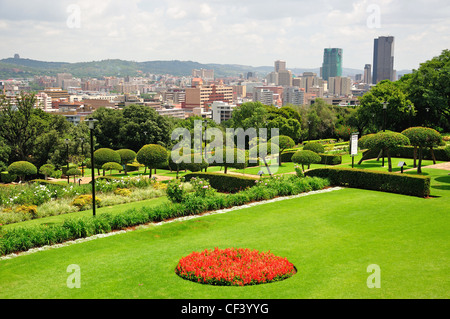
[0,56,408,80]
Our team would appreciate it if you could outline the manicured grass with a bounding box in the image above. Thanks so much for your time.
[0,168,448,299]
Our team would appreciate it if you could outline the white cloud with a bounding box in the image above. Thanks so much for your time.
[0,0,448,70]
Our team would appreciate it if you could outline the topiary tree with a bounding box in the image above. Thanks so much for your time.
[357,133,376,165]
[66,168,82,183]
[249,143,278,176]
[7,161,37,182]
[360,131,410,172]
[39,163,55,180]
[94,148,121,176]
[136,144,168,178]
[116,149,137,175]
[303,142,325,154]
[291,150,321,172]
[401,127,442,173]
[269,135,295,165]
[102,162,123,176]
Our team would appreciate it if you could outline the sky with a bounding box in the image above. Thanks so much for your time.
[0,0,449,71]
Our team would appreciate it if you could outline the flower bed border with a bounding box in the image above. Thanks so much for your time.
[175,248,296,286]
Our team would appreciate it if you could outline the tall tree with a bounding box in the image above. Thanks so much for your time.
[0,94,48,162]
[401,49,450,131]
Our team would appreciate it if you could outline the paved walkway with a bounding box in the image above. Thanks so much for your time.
[403,161,450,172]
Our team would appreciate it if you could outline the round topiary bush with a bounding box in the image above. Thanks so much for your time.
[7,161,37,181]
[102,162,123,175]
[94,148,121,167]
[136,144,168,178]
[39,164,55,180]
[292,150,321,172]
[175,247,296,286]
[303,142,325,154]
[117,149,137,174]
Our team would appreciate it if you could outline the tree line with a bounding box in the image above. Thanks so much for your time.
[0,49,448,174]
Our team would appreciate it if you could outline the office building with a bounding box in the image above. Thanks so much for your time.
[364,64,372,84]
[373,36,395,84]
[283,87,305,106]
[322,48,343,82]
[274,60,286,73]
[211,101,236,124]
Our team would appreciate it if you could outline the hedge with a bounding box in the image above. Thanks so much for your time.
[1,171,17,183]
[280,151,342,165]
[184,172,259,193]
[362,145,450,161]
[0,175,330,256]
[305,167,430,197]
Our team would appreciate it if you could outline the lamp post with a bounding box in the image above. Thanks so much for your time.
[65,138,70,184]
[408,105,412,128]
[382,102,388,167]
[86,118,98,217]
[203,119,208,171]
[80,137,85,177]
[308,121,311,141]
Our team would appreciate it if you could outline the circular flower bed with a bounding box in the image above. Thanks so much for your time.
[175,247,296,286]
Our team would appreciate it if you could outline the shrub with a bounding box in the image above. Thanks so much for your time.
[114,188,132,197]
[184,172,259,193]
[136,144,168,178]
[402,127,443,173]
[1,171,17,183]
[189,177,217,198]
[305,167,430,197]
[0,175,330,256]
[94,148,121,168]
[303,142,325,153]
[102,162,123,175]
[71,194,101,210]
[7,161,37,181]
[166,178,187,203]
[117,149,137,174]
[14,205,38,219]
[39,164,55,180]
[291,150,322,172]
[319,154,342,165]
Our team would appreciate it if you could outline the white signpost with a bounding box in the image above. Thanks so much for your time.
[350,133,359,168]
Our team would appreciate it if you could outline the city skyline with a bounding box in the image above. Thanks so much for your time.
[0,0,449,71]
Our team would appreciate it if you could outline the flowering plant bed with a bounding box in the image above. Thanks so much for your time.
[175,247,296,286]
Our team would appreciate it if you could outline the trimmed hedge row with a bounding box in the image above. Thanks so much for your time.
[280,151,342,165]
[184,172,259,193]
[362,145,450,161]
[305,167,430,197]
[0,175,330,256]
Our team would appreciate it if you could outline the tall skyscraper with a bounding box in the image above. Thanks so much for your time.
[364,64,372,84]
[322,48,343,82]
[274,60,286,73]
[373,36,395,84]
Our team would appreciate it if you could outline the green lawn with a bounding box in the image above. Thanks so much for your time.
[0,168,448,299]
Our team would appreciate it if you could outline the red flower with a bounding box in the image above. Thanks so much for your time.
[175,248,296,286]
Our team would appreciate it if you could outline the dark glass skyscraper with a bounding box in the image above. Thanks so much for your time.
[373,36,395,84]
[322,48,343,82]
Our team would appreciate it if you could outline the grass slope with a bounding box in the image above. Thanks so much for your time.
[0,169,448,299]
